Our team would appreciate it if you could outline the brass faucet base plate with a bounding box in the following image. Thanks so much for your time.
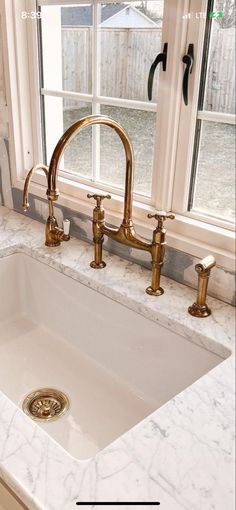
[22,388,69,421]
[188,303,211,318]
[45,241,61,247]
[90,261,106,269]
[146,286,164,296]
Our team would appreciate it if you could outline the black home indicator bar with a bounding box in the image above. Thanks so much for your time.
[76,503,160,506]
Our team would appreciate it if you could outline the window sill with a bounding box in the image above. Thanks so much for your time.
[13,173,235,272]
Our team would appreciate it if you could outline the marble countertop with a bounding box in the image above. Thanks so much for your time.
[0,206,235,510]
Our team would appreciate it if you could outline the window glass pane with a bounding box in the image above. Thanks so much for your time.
[41,4,92,94]
[203,1,235,113]
[99,1,164,102]
[63,100,92,178]
[191,121,235,222]
[43,96,92,179]
[100,105,156,196]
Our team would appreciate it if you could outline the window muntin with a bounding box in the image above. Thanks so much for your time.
[188,0,235,224]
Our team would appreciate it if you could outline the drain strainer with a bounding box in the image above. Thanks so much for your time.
[22,388,69,421]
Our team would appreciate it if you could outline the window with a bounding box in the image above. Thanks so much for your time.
[3,0,235,270]
[173,0,235,232]
[39,1,164,200]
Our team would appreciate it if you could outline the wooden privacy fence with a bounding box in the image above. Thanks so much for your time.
[62,26,235,113]
[205,26,235,115]
[62,27,162,104]
[62,27,92,99]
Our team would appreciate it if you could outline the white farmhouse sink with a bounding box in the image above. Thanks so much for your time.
[0,253,226,460]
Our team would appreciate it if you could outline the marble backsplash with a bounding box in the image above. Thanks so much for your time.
[12,186,236,306]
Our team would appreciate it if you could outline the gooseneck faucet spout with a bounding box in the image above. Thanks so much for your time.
[23,164,50,212]
[47,115,133,227]
[47,114,175,295]
[22,164,70,247]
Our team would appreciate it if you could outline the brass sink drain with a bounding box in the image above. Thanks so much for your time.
[22,388,69,421]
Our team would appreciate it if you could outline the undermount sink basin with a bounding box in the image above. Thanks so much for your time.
[0,253,226,460]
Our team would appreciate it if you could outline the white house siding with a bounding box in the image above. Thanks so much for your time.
[101,7,155,28]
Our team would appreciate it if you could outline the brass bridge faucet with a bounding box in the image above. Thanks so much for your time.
[46,114,175,295]
[22,164,70,247]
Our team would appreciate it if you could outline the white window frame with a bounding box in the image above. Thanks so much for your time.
[32,0,160,207]
[173,0,236,231]
[1,0,235,271]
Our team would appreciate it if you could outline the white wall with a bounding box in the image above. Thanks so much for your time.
[0,11,13,209]
[0,13,7,136]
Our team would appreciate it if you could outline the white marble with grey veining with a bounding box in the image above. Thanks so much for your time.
[0,206,235,510]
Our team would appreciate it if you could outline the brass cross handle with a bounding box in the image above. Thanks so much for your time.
[87,193,111,207]
[147,211,175,228]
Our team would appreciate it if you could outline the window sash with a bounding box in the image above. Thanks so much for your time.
[38,0,163,201]
[28,0,196,214]
[172,0,235,231]
[173,0,235,230]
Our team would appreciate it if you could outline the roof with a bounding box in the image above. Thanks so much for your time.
[61,4,125,26]
[101,4,157,27]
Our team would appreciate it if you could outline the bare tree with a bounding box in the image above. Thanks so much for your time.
[138,1,148,16]
[216,0,235,28]
[136,2,162,23]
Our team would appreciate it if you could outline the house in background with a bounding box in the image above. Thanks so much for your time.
[100,4,157,28]
[61,4,158,28]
